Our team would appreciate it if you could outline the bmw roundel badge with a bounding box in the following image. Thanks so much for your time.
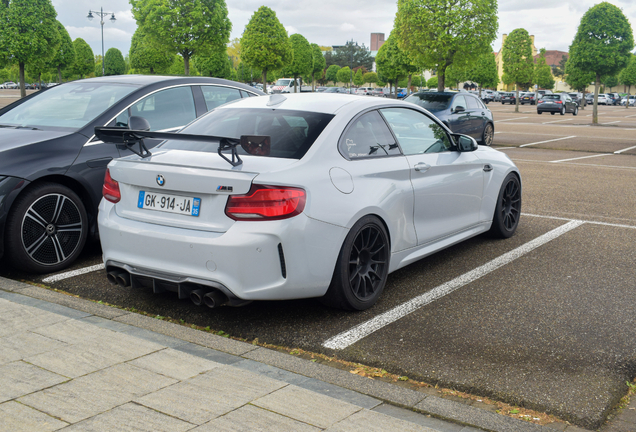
[156,175,165,186]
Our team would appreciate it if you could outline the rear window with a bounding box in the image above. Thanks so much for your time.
[542,95,560,100]
[161,108,334,159]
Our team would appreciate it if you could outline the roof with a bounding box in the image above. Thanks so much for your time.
[70,75,263,94]
[534,50,569,67]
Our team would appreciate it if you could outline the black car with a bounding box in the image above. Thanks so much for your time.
[404,91,494,145]
[500,92,516,104]
[0,75,264,273]
[537,93,578,115]
[520,93,536,105]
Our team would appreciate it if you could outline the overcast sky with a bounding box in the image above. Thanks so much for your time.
[53,0,636,60]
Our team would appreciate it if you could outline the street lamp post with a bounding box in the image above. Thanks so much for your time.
[87,8,116,77]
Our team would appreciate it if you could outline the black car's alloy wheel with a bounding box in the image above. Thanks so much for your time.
[6,183,88,273]
[489,173,521,239]
[322,216,390,310]
[481,123,494,146]
[560,107,566,115]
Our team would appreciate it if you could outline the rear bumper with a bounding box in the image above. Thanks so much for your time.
[537,105,564,112]
[98,200,348,301]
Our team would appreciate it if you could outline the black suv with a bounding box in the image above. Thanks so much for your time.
[500,92,516,104]
[537,93,578,115]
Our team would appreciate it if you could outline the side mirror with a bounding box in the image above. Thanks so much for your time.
[453,134,478,152]
[453,105,465,113]
[129,116,150,131]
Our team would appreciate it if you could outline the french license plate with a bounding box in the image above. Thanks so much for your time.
[138,191,200,217]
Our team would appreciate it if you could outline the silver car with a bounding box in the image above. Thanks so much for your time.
[97,94,521,310]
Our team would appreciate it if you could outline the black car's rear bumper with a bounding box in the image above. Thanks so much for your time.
[537,104,565,113]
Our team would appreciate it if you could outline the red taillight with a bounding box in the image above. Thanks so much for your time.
[556,101,563,104]
[225,185,306,221]
[103,168,121,203]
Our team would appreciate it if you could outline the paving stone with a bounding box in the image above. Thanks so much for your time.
[244,347,428,406]
[233,359,311,385]
[135,366,287,425]
[113,312,258,356]
[297,378,382,410]
[116,325,189,348]
[19,364,177,423]
[372,403,466,432]
[26,343,128,378]
[0,291,91,319]
[0,302,68,338]
[326,409,439,432]
[190,404,321,432]
[415,396,545,432]
[30,318,118,345]
[252,385,362,429]
[0,400,68,431]
[60,402,194,432]
[127,348,221,380]
[172,342,242,365]
[0,361,68,403]
[598,419,635,432]
[0,331,67,364]
[545,422,568,430]
[0,276,31,292]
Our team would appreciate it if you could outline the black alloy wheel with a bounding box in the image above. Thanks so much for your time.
[573,106,578,116]
[489,173,521,238]
[560,106,566,115]
[481,123,494,146]
[6,183,88,273]
[322,216,390,310]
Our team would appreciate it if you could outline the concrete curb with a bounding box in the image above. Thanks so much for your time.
[0,276,589,432]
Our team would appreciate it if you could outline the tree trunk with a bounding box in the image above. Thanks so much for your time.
[407,74,412,94]
[437,67,445,92]
[262,69,267,92]
[593,74,600,124]
[626,85,630,109]
[514,87,519,113]
[19,62,26,98]
[184,54,190,76]
[57,65,62,84]
[312,72,315,92]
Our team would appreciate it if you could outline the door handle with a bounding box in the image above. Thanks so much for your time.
[483,164,493,172]
[414,162,431,172]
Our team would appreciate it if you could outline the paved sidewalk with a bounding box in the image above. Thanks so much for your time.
[0,277,588,432]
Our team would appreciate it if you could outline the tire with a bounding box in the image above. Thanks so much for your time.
[481,123,494,146]
[321,216,390,310]
[488,173,521,239]
[551,112,555,115]
[538,111,542,115]
[5,183,88,273]
[560,107,566,116]
[573,106,578,116]
[502,102,505,105]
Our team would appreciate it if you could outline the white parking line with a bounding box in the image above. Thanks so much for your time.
[603,121,621,125]
[625,114,636,118]
[322,220,584,350]
[549,154,611,163]
[42,264,105,284]
[615,145,636,154]
[495,117,528,123]
[519,136,576,147]
[542,119,573,124]
[523,213,636,229]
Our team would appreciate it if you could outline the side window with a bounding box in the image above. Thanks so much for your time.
[201,86,242,111]
[465,96,480,109]
[451,95,467,111]
[115,86,196,131]
[339,110,401,159]
[380,108,452,155]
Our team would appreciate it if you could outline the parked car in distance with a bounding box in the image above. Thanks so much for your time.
[481,90,495,103]
[520,92,536,105]
[404,91,494,145]
[620,95,635,106]
[96,93,520,311]
[397,88,407,99]
[492,91,502,102]
[595,94,611,105]
[606,93,622,105]
[537,90,553,100]
[500,92,516,104]
[0,75,264,273]
[323,87,347,94]
[537,93,578,115]
[370,88,387,97]
[568,92,583,105]
[356,87,374,96]
[1,81,18,89]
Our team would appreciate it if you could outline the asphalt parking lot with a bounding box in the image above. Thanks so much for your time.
[1,94,635,429]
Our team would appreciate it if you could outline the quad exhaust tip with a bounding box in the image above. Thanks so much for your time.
[106,270,131,287]
[190,288,228,308]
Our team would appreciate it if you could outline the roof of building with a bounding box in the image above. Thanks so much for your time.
[534,50,569,67]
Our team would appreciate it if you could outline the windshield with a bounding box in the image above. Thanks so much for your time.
[162,108,334,159]
[404,93,452,111]
[275,79,293,86]
[0,82,138,130]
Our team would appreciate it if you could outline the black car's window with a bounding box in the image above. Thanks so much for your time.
[465,96,480,109]
[114,86,196,131]
[0,82,138,130]
[542,94,560,101]
[380,108,452,155]
[162,108,333,160]
[451,95,467,111]
[339,111,400,159]
[201,86,242,110]
[403,93,452,111]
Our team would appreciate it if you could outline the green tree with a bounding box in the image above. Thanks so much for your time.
[446,63,469,90]
[286,34,312,92]
[194,50,232,79]
[551,55,567,80]
[104,48,125,76]
[564,58,593,110]
[72,38,94,79]
[353,68,364,87]
[50,21,75,83]
[426,76,438,89]
[469,52,499,96]
[568,2,634,123]
[362,72,377,86]
[325,64,340,85]
[241,6,291,88]
[603,75,619,92]
[0,0,60,97]
[534,48,555,91]
[131,0,231,75]
[325,40,373,70]
[619,56,636,108]
[394,0,497,92]
[502,28,534,112]
[310,43,326,91]
[375,35,413,97]
[129,27,173,74]
[336,66,352,87]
